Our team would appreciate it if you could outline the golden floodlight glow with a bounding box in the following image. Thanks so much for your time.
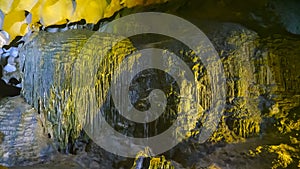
[3,10,28,40]
[0,0,169,44]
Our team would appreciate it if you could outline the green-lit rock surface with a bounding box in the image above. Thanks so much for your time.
[15,23,299,168]
[20,30,139,153]
[7,22,300,169]
[0,0,299,168]
[20,30,95,151]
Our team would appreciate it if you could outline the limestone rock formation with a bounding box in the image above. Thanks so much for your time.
[1,22,298,168]
[0,96,55,167]
[20,30,94,151]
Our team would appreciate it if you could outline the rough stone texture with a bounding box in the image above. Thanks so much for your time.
[0,96,55,167]
[131,148,176,169]
[168,23,300,169]
[0,0,299,168]
[4,22,300,168]
[19,30,101,152]
[199,23,264,142]
[19,30,136,152]
[19,28,213,153]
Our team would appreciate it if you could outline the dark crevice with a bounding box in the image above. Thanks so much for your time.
[0,66,21,99]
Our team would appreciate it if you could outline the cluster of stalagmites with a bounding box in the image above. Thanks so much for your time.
[0,21,299,168]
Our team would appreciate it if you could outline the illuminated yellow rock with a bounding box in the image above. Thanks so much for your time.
[28,0,41,30]
[2,10,28,41]
[70,0,108,23]
[131,148,175,169]
[0,0,14,14]
[13,0,38,11]
[104,0,168,18]
[268,144,298,169]
[0,0,170,44]
[0,165,8,169]
[249,143,300,169]
[40,0,74,26]
[103,0,122,18]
